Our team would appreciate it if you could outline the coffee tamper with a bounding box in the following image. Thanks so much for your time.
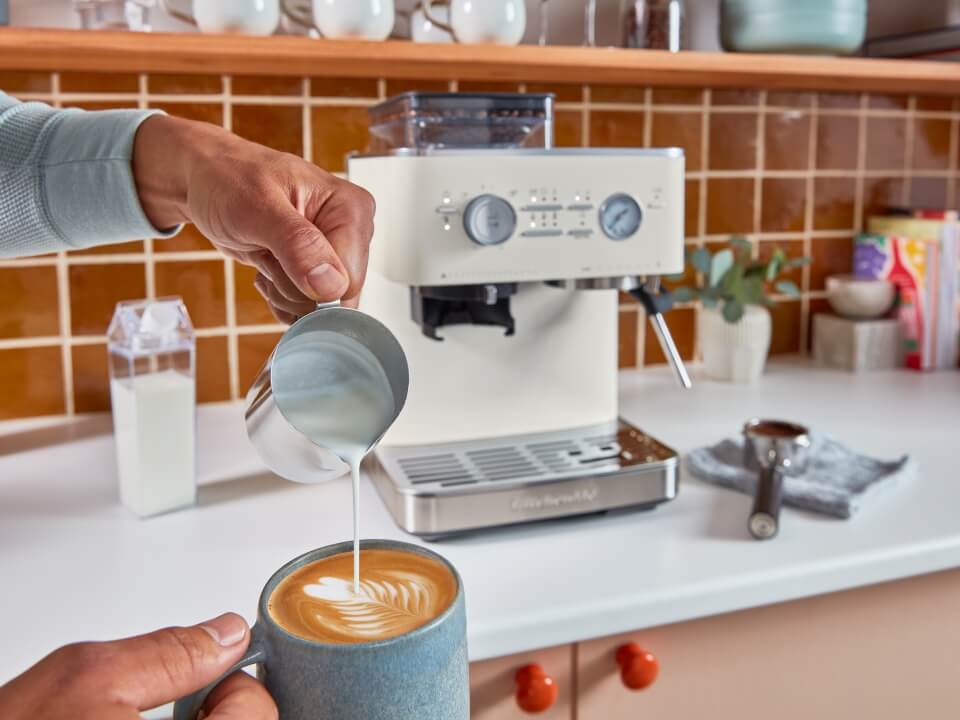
[742,420,811,540]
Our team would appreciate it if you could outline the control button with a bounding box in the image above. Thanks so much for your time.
[567,229,593,237]
[435,206,459,215]
[520,229,564,238]
[463,194,516,246]
[567,203,595,211]
[520,203,563,212]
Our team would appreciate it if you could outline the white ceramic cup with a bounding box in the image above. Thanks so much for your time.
[160,0,280,35]
[411,2,453,43]
[423,0,526,45]
[281,0,395,40]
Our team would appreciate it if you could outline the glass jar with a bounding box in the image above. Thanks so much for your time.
[621,0,686,52]
[72,0,155,31]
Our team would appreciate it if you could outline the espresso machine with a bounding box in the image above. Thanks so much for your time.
[349,93,689,539]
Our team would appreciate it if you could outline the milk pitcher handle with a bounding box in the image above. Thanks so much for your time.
[173,624,269,720]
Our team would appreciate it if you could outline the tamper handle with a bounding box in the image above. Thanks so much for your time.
[749,465,783,540]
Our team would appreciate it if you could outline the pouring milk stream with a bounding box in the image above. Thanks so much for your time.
[245,305,409,593]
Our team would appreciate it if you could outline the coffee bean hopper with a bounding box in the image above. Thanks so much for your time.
[349,93,690,539]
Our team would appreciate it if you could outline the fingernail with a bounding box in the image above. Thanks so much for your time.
[307,263,348,299]
[200,613,247,647]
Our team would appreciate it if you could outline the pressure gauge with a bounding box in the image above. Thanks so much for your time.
[599,193,643,240]
[463,194,516,246]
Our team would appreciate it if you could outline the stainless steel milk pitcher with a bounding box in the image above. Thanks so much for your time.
[245,304,409,483]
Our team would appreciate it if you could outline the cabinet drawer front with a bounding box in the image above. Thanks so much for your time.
[471,644,574,720]
[577,569,960,720]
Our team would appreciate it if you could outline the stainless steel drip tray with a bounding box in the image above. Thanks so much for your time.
[365,420,678,539]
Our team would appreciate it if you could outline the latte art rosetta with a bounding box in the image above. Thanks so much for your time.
[269,549,457,644]
[303,572,439,639]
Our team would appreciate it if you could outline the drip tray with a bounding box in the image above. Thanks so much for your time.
[365,419,678,539]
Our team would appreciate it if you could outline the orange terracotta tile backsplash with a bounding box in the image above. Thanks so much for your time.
[1,72,958,419]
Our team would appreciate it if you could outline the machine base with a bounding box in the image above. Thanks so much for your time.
[365,419,678,539]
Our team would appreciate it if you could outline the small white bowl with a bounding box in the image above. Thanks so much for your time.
[826,274,896,319]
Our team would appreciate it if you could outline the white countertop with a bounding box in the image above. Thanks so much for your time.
[2,360,958,685]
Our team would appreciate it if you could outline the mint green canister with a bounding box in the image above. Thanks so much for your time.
[721,0,867,55]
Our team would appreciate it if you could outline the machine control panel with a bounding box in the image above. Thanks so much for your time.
[349,149,685,285]
[462,194,517,246]
[451,191,646,246]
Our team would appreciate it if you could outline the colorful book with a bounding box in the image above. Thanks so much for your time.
[858,217,959,370]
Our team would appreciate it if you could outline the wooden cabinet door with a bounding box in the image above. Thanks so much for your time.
[471,644,574,720]
[577,569,960,720]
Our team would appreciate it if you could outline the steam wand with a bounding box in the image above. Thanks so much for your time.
[630,279,692,389]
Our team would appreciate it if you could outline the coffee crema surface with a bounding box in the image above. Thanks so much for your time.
[268,549,457,644]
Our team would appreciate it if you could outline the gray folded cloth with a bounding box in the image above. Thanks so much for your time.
[685,434,912,519]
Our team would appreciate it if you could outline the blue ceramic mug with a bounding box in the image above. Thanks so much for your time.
[173,539,469,720]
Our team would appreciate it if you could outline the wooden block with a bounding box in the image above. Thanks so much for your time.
[812,314,901,371]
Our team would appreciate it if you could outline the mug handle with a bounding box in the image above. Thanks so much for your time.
[280,0,320,33]
[158,0,197,27]
[172,623,269,720]
[422,0,458,41]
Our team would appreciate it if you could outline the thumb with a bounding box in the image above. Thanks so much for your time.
[105,612,250,711]
[266,210,350,303]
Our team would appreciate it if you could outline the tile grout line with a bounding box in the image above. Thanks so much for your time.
[800,94,819,354]
[302,77,312,163]
[222,75,240,402]
[853,93,868,230]
[948,100,960,206]
[0,324,289,352]
[752,91,766,249]
[50,71,76,417]
[902,96,917,207]
[692,88,712,362]
[140,74,156,303]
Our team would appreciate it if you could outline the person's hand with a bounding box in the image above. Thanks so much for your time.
[0,613,276,719]
[132,115,375,321]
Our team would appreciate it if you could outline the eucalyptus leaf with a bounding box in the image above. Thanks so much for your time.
[722,299,745,323]
[690,246,712,274]
[775,280,801,297]
[672,286,696,303]
[709,249,734,287]
[730,236,752,253]
[743,275,764,304]
[702,295,718,308]
[786,257,812,268]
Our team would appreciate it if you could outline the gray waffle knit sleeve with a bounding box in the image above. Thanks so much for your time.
[0,92,180,258]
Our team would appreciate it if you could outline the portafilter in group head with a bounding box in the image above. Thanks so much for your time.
[742,419,811,540]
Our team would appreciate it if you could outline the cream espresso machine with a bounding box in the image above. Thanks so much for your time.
[350,93,690,539]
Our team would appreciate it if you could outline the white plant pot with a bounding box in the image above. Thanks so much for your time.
[699,305,772,383]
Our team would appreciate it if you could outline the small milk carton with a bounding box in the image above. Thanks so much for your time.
[107,298,197,517]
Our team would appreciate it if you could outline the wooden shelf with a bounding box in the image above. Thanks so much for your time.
[1,28,959,95]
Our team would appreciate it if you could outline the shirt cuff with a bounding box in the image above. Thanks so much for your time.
[42,108,183,251]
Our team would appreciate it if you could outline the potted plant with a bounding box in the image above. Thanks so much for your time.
[672,237,809,382]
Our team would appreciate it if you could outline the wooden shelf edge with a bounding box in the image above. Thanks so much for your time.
[1,28,959,95]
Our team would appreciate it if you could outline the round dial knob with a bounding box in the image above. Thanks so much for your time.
[463,194,516,246]
[515,664,558,713]
[616,643,659,691]
[599,193,643,240]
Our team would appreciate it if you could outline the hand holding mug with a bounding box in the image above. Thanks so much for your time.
[0,613,277,720]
